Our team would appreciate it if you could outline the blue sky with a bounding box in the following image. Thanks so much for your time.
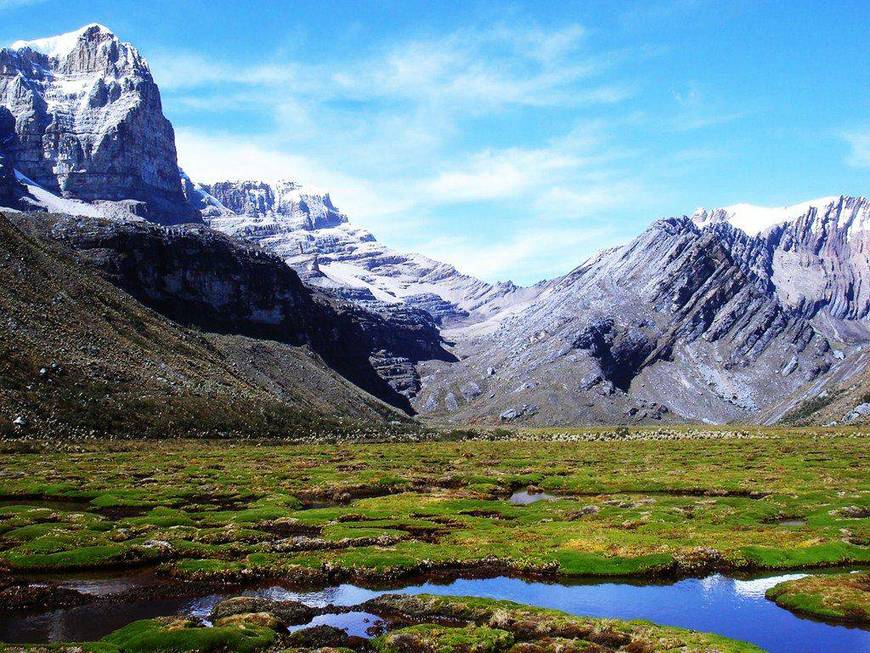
[3,0,868,283]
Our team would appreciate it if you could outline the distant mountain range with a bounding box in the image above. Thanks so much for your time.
[1,24,868,431]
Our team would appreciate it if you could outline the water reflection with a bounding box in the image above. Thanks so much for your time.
[1,571,867,653]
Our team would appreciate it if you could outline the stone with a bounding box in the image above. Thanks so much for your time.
[210,596,314,627]
[460,381,482,400]
[844,403,870,423]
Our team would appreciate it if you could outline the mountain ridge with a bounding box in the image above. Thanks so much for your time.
[2,23,869,427]
[0,23,197,223]
[0,210,409,438]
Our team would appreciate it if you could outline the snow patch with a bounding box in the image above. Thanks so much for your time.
[12,169,140,220]
[10,24,113,60]
[693,196,841,235]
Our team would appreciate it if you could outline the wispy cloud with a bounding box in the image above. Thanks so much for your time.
[421,147,583,203]
[164,21,646,283]
[670,83,746,131]
[174,128,413,221]
[0,0,46,9]
[153,23,628,111]
[418,225,620,282]
[843,129,870,167]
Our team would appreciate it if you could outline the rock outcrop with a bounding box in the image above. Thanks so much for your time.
[0,152,27,210]
[34,213,452,411]
[0,24,196,223]
[0,211,406,438]
[416,215,837,425]
[202,179,536,325]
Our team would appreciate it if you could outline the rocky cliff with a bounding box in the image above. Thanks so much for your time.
[0,25,196,223]
[414,213,842,425]
[27,213,451,412]
[0,211,406,438]
[203,179,537,326]
[708,197,870,328]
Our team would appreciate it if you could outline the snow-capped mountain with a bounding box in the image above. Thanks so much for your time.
[416,197,869,425]
[0,24,195,222]
[697,196,870,325]
[201,179,536,325]
[691,196,842,235]
[3,24,870,426]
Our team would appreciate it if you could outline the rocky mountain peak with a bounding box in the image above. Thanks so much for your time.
[691,196,844,235]
[201,179,348,231]
[10,23,114,61]
[0,24,197,224]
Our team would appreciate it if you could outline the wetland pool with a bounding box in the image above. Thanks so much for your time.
[2,569,868,652]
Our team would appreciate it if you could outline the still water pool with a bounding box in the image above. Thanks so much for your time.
[2,570,867,652]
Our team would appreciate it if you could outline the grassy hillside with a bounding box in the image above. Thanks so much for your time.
[0,213,406,438]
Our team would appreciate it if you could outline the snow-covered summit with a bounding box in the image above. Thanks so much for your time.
[201,179,349,231]
[691,196,841,235]
[0,24,195,222]
[10,23,114,60]
[202,178,533,324]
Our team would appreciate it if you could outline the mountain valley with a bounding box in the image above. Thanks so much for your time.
[1,23,868,430]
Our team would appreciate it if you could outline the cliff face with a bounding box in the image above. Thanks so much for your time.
[0,25,196,223]
[414,217,835,425]
[201,180,349,231]
[0,211,406,438]
[0,153,26,210]
[203,179,537,326]
[31,213,451,412]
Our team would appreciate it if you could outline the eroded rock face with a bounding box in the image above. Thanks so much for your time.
[202,179,535,326]
[721,197,870,324]
[0,25,196,223]
[416,216,835,425]
[0,152,27,210]
[31,213,452,411]
[201,180,348,231]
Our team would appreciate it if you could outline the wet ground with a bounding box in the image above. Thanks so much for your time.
[1,568,867,652]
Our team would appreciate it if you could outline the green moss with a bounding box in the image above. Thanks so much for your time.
[122,508,195,528]
[2,522,70,542]
[374,623,513,653]
[739,542,870,569]
[90,492,152,509]
[1,433,867,577]
[0,644,119,653]
[766,572,870,624]
[554,551,675,576]
[2,543,133,570]
[101,618,276,653]
[367,594,763,653]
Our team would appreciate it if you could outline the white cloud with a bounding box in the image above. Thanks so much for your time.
[670,83,746,131]
[0,0,46,9]
[421,147,581,202]
[175,129,413,221]
[534,181,643,219]
[843,129,870,167]
[165,22,646,283]
[155,23,626,112]
[149,53,297,91]
[419,226,615,282]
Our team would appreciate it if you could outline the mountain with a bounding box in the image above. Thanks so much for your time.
[414,197,869,426]
[0,24,196,223]
[691,197,842,235]
[200,179,537,326]
[3,25,869,428]
[0,211,407,438]
[698,196,870,327]
[24,212,452,412]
